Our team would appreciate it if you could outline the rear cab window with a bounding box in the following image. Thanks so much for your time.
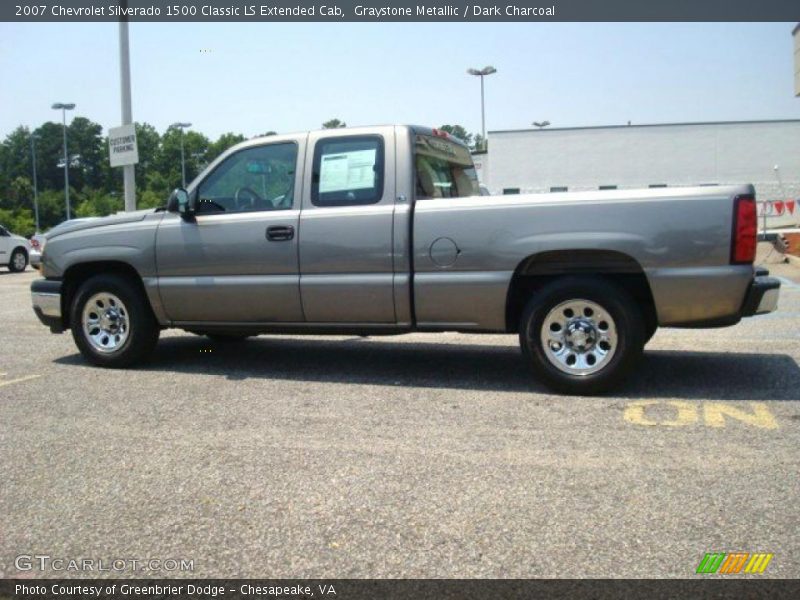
[414,133,479,200]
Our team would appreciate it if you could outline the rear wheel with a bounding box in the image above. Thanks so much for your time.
[8,248,27,272]
[70,274,159,367]
[519,276,645,395]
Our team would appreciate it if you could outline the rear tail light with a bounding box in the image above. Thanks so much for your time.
[30,239,40,250]
[731,194,756,264]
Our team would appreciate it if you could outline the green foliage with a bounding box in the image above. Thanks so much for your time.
[0,119,251,229]
[74,188,122,218]
[322,119,346,129]
[208,132,247,162]
[139,188,167,209]
[0,207,35,237]
[438,124,474,147]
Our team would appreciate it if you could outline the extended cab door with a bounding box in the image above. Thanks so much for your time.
[155,136,306,323]
[298,127,397,323]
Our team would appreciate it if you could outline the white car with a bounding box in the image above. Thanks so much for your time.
[0,224,32,272]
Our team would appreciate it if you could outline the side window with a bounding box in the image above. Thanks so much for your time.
[197,142,297,214]
[312,136,384,207]
[0,226,9,236]
[414,135,478,200]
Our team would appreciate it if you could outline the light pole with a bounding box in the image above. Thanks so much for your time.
[171,122,192,187]
[29,133,40,232]
[467,66,497,150]
[52,102,75,220]
[119,6,137,212]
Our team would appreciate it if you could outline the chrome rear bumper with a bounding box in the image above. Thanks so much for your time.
[741,269,781,317]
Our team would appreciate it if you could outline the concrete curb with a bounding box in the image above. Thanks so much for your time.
[785,253,800,268]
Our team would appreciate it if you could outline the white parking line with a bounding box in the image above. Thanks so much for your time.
[0,373,41,389]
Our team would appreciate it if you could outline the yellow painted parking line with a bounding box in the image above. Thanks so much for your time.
[0,373,41,389]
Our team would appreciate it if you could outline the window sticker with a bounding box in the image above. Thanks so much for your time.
[319,149,376,193]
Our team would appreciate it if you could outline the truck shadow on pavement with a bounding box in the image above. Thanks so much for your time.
[56,335,800,400]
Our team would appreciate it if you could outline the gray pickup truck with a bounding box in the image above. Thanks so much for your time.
[31,125,780,394]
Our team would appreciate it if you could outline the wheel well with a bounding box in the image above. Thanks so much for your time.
[505,250,657,333]
[12,246,28,257]
[61,261,149,328]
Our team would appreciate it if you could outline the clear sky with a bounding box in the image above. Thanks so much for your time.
[0,22,797,140]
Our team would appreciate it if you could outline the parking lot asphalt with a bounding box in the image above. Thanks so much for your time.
[1,248,798,579]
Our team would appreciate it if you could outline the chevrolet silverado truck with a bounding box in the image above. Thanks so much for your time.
[30,125,780,394]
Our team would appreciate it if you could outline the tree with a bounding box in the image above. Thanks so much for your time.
[132,122,161,191]
[322,118,346,129]
[254,131,277,138]
[66,117,105,190]
[0,207,35,237]
[207,132,246,163]
[438,124,473,147]
[74,188,122,218]
[156,127,210,188]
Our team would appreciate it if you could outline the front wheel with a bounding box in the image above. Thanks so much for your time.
[70,274,160,368]
[519,277,645,395]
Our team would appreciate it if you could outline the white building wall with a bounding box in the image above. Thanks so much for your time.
[484,120,800,204]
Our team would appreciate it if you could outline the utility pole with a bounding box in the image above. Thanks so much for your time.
[171,122,192,187]
[119,0,136,211]
[51,102,75,220]
[467,66,497,150]
[30,133,40,231]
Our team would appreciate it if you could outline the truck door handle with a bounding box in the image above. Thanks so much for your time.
[266,225,294,241]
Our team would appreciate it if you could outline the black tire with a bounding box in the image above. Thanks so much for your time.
[644,320,658,345]
[519,276,645,395]
[70,274,160,368]
[8,248,27,273]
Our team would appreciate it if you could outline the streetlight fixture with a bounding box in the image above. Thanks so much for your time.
[52,102,76,220]
[171,122,192,187]
[467,66,497,150]
[29,133,40,232]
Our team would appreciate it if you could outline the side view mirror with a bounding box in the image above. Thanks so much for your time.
[168,188,194,218]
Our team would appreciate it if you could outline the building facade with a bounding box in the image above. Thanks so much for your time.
[477,120,799,226]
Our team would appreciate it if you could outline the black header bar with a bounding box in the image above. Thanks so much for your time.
[3,0,800,22]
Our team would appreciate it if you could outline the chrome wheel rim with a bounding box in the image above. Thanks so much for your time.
[12,252,26,270]
[82,292,130,354]
[540,299,618,376]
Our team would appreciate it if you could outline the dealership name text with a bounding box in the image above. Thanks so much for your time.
[15,584,334,598]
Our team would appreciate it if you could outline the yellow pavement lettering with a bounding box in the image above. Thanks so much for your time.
[623,400,660,426]
[703,402,778,430]
[624,401,778,429]
[623,400,698,427]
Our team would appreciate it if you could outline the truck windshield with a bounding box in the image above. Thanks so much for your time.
[414,134,479,199]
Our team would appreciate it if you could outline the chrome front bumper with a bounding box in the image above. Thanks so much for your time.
[31,279,64,333]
